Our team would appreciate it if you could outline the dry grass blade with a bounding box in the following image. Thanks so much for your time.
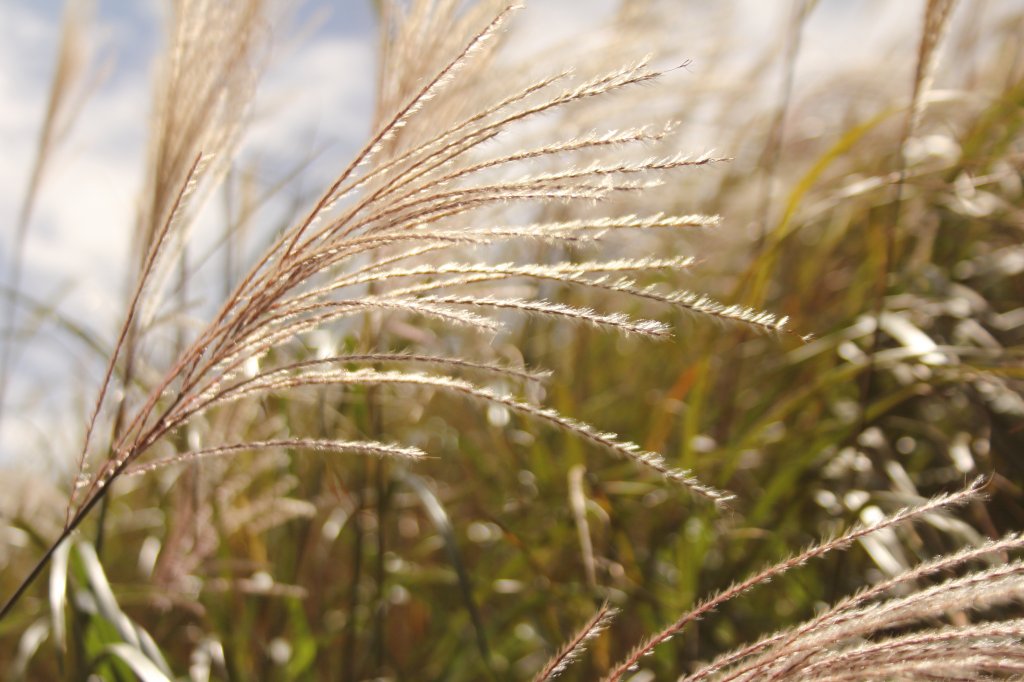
[314,255,699,298]
[857,0,960,434]
[292,352,551,383]
[191,368,732,503]
[687,532,1024,681]
[603,477,987,681]
[308,213,719,281]
[793,620,1024,681]
[189,352,547,416]
[124,438,426,476]
[67,152,205,525]
[911,0,959,134]
[135,0,267,317]
[278,3,523,260]
[696,562,1024,679]
[534,602,619,681]
[412,295,673,337]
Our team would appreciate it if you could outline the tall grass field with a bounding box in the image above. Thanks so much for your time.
[1,0,1022,679]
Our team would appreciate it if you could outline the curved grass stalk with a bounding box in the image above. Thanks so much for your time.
[602,478,986,681]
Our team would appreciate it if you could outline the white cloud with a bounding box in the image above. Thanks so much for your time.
[244,32,376,184]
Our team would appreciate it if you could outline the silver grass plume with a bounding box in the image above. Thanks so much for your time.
[0,0,796,623]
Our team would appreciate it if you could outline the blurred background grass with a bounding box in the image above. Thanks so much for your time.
[1,1,1023,679]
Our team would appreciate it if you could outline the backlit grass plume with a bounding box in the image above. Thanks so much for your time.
[0,0,792,619]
